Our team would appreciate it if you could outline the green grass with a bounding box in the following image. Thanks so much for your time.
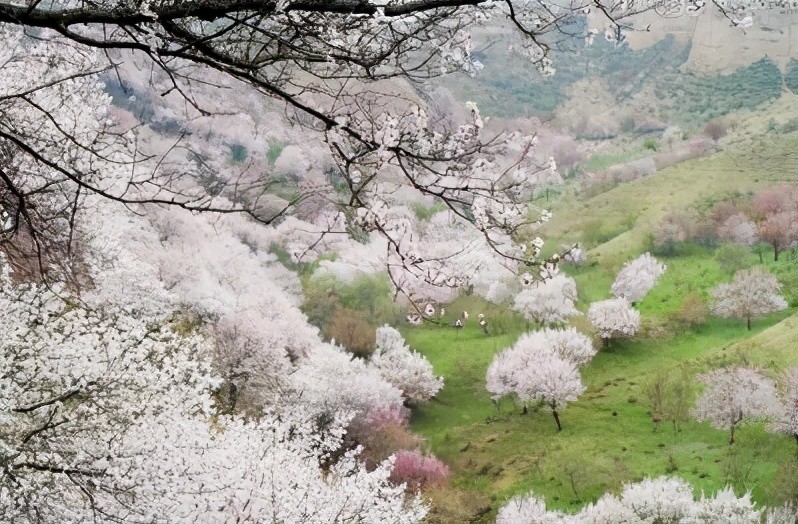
[390,129,798,522]
[404,247,798,522]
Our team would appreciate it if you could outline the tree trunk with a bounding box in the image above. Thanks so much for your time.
[552,408,562,431]
[729,424,736,445]
[758,249,763,263]
[747,315,752,331]
[522,405,528,415]
[774,246,780,261]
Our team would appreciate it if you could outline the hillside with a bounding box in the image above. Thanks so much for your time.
[403,129,798,522]
[544,132,798,265]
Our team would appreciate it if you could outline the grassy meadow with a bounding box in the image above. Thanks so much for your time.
[400,132,798,520]
[404,248,798,522]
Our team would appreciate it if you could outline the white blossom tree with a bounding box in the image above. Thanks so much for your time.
[771,367,798,446]
[710,268,788,330]
[0,261,428,523]
[619,476,695,523]
[495,478,764,524]
[513,274,580,326]
[541,327,597,367]
[125,413,427,524]
[290,342,406,418]
[486,337,585,431]
[693,367,783,445]
[371,325,444,405]
[610,252,666,304]
[688,487,762,524]
[495,493,563,524]
[587,298,641,345]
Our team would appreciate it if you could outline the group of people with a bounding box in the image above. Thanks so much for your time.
[405,306,488,334]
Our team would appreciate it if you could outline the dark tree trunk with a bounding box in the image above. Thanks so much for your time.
[747,315,752,331]
[522,405,528,415]
[729,424,736,445]
[774,246,780,261]
[552,408,562,431]
[228,382,238,412]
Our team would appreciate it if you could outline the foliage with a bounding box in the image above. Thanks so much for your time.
[645,369,695,432]
[714,243,754,274]
[324,307,377,357]
[266,142,285,165]
[229,142,248,163]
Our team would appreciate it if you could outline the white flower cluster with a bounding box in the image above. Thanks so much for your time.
[497,477,774,524]
[486,328,594,428]
[371,325,444,405]
[611,252,666,303]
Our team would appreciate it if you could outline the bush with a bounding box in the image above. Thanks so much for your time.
[390,451,450,491]
[644,369,695,432]
[338,274,398,325]
[301,275,340,329]
[643,138,659,151]
[348,408,420,470]
[323,307,376,357]
[704,119,729,141]
[714,244,753,274]
[771,458,798,505]
[671,292,708,329]
[653,210,692,255]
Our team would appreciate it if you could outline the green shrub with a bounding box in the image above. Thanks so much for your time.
[714,244,753,275]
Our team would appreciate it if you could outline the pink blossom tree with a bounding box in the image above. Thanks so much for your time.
[718,212,759,247]
[758,211,797,262]
[389,451,450,491]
